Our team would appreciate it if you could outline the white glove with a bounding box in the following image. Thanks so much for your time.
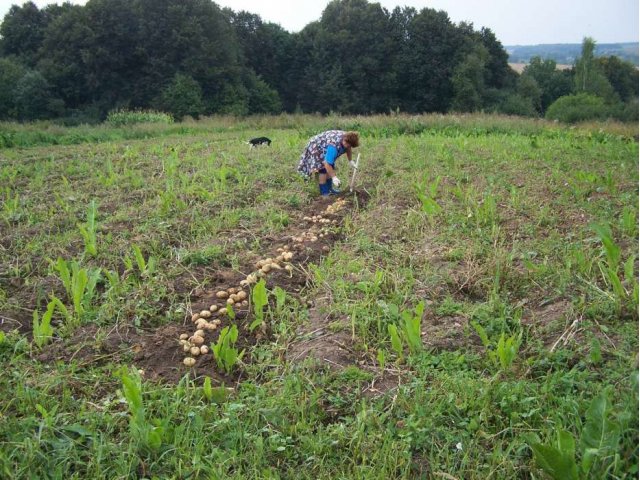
[349,160,358,169]
[332,176,341,188]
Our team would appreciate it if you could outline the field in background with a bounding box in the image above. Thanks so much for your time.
[0,114,638,478]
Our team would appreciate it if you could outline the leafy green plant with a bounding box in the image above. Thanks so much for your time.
[592,223,638,314]
[131,244,156,278]
[476,192,498,227]
[414,175,442,215]
[387,324,403,363]
[273,286,287,315]
[202,376,228,404]
[530,392,622,479]
[531,429,579,480]
[32,300,56,348]
[385,301,425,360]
[51,258,101,327]
[77,199,98,257]
[401,300,425,353]
[620,205,638,238]
[212,325,244,374]
[117,367,165,454]
[250,278,268,331]
[1,187,20,223]
[472,321,522,371]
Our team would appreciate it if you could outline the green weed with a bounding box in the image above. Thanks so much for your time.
[212,324,244,374]
[250,278,268,331]
[77,200,98,257]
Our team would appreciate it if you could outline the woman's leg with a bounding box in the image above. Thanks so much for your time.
[318,170,329,195]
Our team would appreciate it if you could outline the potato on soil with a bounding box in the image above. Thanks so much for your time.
[199,310,212,318]
[194,329,205,337]
[216,290,229,299]
[190,335,205,346]
[227,297,235,305]
[196,318,208,329]
[236,290,247,300]
[183,357,196,367]
[200,345,209,354]
[209,304,218,312]
[227,287,237,294]
[190,346,201,356]
[191,313,200,322]
[218,307,228,316]
[179,333,189,340]
[183,344,192,352]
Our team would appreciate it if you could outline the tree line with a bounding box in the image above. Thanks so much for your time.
[0,0,637,123]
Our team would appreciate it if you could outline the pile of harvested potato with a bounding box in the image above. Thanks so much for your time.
[180,247,296,367]
[180,285,253,367]
[303,214,332,224]
[181,197,348,368]
[325,198,347,215]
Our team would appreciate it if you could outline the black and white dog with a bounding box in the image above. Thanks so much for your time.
[247,137,272,148]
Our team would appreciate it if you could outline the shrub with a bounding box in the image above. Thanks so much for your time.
[545,93,610,123]
[106,109,173,126]
[496,94,538,117]
[157,73,204,121]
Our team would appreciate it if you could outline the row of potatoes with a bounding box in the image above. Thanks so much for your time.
[180,247,295,367]
[180,198,348,368]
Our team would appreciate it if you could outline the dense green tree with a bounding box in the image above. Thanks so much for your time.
[574,37,618,102]
[0,57,26,119]
[515,74,542,113]
[479,27,516,90]
[596,56,639,102]
[156,73,204,120]
[398,8,464,112]
[296,0,399,114]
[14,70,64,120]
[0,2,46,66]
[451,45,488,112]
[522,57,573,113]
[229,11,294,106]
[37,5,93,110]
[4,0,619,121]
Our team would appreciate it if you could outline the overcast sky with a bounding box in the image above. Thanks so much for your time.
[0,0,637,45]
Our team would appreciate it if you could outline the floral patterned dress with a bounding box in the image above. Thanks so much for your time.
[297,130,346,178]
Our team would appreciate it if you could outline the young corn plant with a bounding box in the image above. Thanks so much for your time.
[212,325,244,374]
[250,278,268,331]
[592,223,638,315]
[414,175,442,216]
[387,324,404,363]
[128,244,157,278]
[51,258,101,328]
[401,300,425,353]
[32,300,56,348]
[386,301,425,361]
[117,367,166,455]
[1,187,21,223]
[472,321,522,371]
[620,205,638,238]
[77,200,98,257]
[475,192,498,228]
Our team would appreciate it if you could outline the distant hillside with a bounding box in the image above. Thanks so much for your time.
[506,42,638,66]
